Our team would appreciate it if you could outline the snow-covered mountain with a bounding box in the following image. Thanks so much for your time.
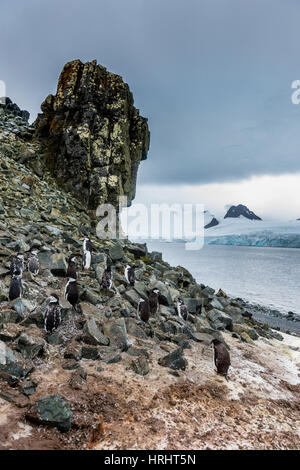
[224,204,262,220]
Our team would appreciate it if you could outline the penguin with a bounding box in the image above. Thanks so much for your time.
[82,237,92,271]
[27,250,39,276]
[101,265,113,289]
[65,278,79,311]
[83,237,93,253]
[9,268,22,301]
[10,253,24,276]
[211,339,231,379]
[177,298,188,321]
[125,264,135,286]
[148,288,160,314]
[137,298,150,323]
[44,294,61,334]
[66,255,77,279]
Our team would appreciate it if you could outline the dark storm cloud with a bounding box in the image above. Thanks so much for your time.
[1,0,300,185]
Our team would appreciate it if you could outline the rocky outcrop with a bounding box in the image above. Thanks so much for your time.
[204,217,219,229]
[35,60,150,212]
[224,204,262,220]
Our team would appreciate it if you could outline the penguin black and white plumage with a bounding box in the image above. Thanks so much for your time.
[177,298,188,321]
[66,255,77,279]
[83,237,92,253]
[65,278,79,311]
[10,253,24,276]
[125,264,135,286]
[9,268,22,301]
[101,266,113,289]
[137,298,150,323]
[148,288,160,314]
[211,339,231,379]
[82,238,92,271]
[44,294,61,334]
[27,250,39,276]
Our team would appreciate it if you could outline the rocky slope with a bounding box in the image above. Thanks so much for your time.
[0,84,299,449]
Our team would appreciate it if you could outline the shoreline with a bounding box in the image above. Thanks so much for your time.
[234,297,300,338]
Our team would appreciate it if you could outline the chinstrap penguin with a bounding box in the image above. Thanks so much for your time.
[65,278,79,311]
[28,250,39,276]
[9,268,22,301]
[82,237,92,271]
[66,255,77,279]
[125,264,135,286]
[148,288,160,314]
[137,298,150,323]
[10,253,24,276]
[211,338,231,379]
[177,298,188,320]
[101,265,113,289]
[44,294,61,333]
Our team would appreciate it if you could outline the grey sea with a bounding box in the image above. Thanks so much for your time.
[144,241,300,316]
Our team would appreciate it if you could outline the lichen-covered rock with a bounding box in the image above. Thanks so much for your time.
[16,333,45,359]
[207,308,233,331]
[35,59,150,212]
[27,394,72,432]
[158,348,187,370]
[131,356,150,376]
[83,318,109,346]
[102,318,128,351]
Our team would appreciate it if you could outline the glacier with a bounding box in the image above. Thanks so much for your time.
[202,217,300,248]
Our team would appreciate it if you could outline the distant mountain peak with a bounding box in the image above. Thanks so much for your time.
[224,204,262,220]
[204,210,219,229]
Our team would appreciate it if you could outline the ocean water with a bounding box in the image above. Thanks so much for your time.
[144,241,300,315]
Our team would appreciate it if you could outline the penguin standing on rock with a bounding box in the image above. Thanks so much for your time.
[28,250,39,276]
[9,268,22,301]
[44,294,61,333]
[10,253,24,276]
[66,255,77,279]
[148,288,160,314]
[65,278,79,311]
[101,265,113,289]
[177,298,188,321]
[125,264,135,287]
[211,339,231,380]
[137,298,150,323]
[82,237,92,271]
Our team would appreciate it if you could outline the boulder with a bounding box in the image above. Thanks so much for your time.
[131,356,150,376]
[125,318,148,339]
[38,252,67,276]
[27,394,72,432]
[83,318,109,346]
[16,333,45,359]
[81,346,100,360]
[102,318,128,351]
[158,348,187,371]
[207,308,233,330]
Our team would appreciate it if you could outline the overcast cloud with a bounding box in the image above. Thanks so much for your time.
[1,0,300,215]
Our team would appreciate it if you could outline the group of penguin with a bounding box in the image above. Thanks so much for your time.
[7,237,230,378]
[8,237,189,332]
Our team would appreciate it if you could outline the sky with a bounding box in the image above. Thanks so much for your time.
[1,0,300,221]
